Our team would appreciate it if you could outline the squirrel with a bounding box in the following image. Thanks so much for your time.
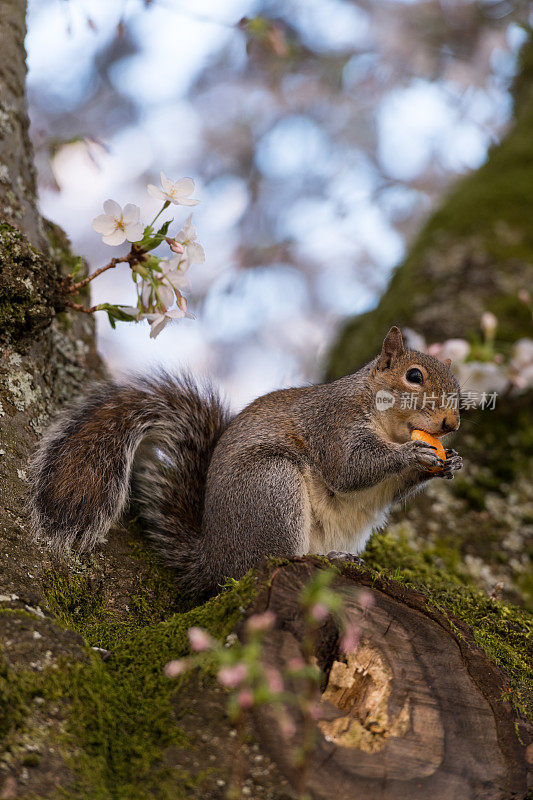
[30,326,462,599]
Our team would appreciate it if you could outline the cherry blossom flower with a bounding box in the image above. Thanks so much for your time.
[340,621,361,654]
[217,663,248,688]
[147,173,199,206]
[246,611,276,633]
[92,200,144,246]
[188,627,213,652]
[160,258,191,293]
[429,338,470,364]
[265,667,284,695]
[176,214,205,264]
[144,307,192,339]
[164,659,187,678]
[309,602,329,622]
[454,361,509,394]
[237,689,254,709]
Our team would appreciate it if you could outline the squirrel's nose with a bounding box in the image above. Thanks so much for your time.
[441,414,459,434]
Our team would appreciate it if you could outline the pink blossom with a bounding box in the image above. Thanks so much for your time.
[246,611,276,633]
[287,657,305,672]
[188,626,212,652]
[279,714,296,738]
[309,703,324,721]
[309,602,329,622]
[358,590,374,613]
[237,689,254,709]
[340,621,361,654]
[164,659,187,678]
[265,667,284,695]
[217,663,248,688]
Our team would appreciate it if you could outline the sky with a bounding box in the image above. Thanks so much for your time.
[25,0,527,408]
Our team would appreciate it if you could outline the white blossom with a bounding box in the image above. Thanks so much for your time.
[142,302,193,339]
[92,200,144,246]
[147,172,199,206]
[454,361,509,395]
[511,338,533,369]
[429,338,470,364]
[176,214,205,264]
[160,258,191,292]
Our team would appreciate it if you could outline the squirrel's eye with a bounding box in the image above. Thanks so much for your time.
[406,368,424,385]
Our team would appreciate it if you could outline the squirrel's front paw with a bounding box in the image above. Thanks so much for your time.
[405,439,445,473]
[439,449,463,480]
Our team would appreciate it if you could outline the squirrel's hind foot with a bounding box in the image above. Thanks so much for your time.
[326,551,365,566]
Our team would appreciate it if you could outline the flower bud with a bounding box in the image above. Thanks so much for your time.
[481,312,497,338]
[217,663,248,688]
[237,689,254,709]
[309,602,329,622]
[164,659,187,678]
[188,626,212,652]
[166,237,184,254]
[246,611,276,633]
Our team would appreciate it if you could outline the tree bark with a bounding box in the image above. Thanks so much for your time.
[0,0,45,250]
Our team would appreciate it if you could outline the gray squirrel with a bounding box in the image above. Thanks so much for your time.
[30,326,462,599]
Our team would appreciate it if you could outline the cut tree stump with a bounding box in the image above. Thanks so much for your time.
[244,559,531,800]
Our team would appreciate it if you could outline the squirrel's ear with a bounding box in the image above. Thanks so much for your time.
[378,326,404,369]
[443,358,452,369]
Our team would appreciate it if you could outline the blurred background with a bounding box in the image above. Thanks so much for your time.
[26,0,531,408]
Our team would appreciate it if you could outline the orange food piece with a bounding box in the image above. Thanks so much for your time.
[411,429,446,472]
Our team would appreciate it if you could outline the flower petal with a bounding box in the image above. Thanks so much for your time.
[117,306,140,318]
[92,214,116,235]
[125,222,144,242]
[141,281,152,308]
[147,184,166,200]
[157,285,174,309]
[173,177,195,196]
[166,308,186,319]
[149,315,167,339]
[175,197,199,207]
[160,172,174,194]
[102,229,127,246]
[103,199,122,219]
[122,203,140,225]
[186,242,205,264]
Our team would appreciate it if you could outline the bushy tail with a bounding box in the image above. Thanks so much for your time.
[30,372,231,564]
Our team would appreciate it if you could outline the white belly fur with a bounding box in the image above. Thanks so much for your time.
[303,469,403,555]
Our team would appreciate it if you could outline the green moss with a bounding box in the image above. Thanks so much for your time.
[361,531,533,719]
[0,652,30,744]
[35,569,259,799]
[0,222,61,344]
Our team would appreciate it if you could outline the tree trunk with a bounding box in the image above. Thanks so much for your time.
[0,0,44,249]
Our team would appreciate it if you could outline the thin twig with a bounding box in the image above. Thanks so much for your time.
[68,256,128,293]
[65,301,100,314]
[227,711,246,800]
